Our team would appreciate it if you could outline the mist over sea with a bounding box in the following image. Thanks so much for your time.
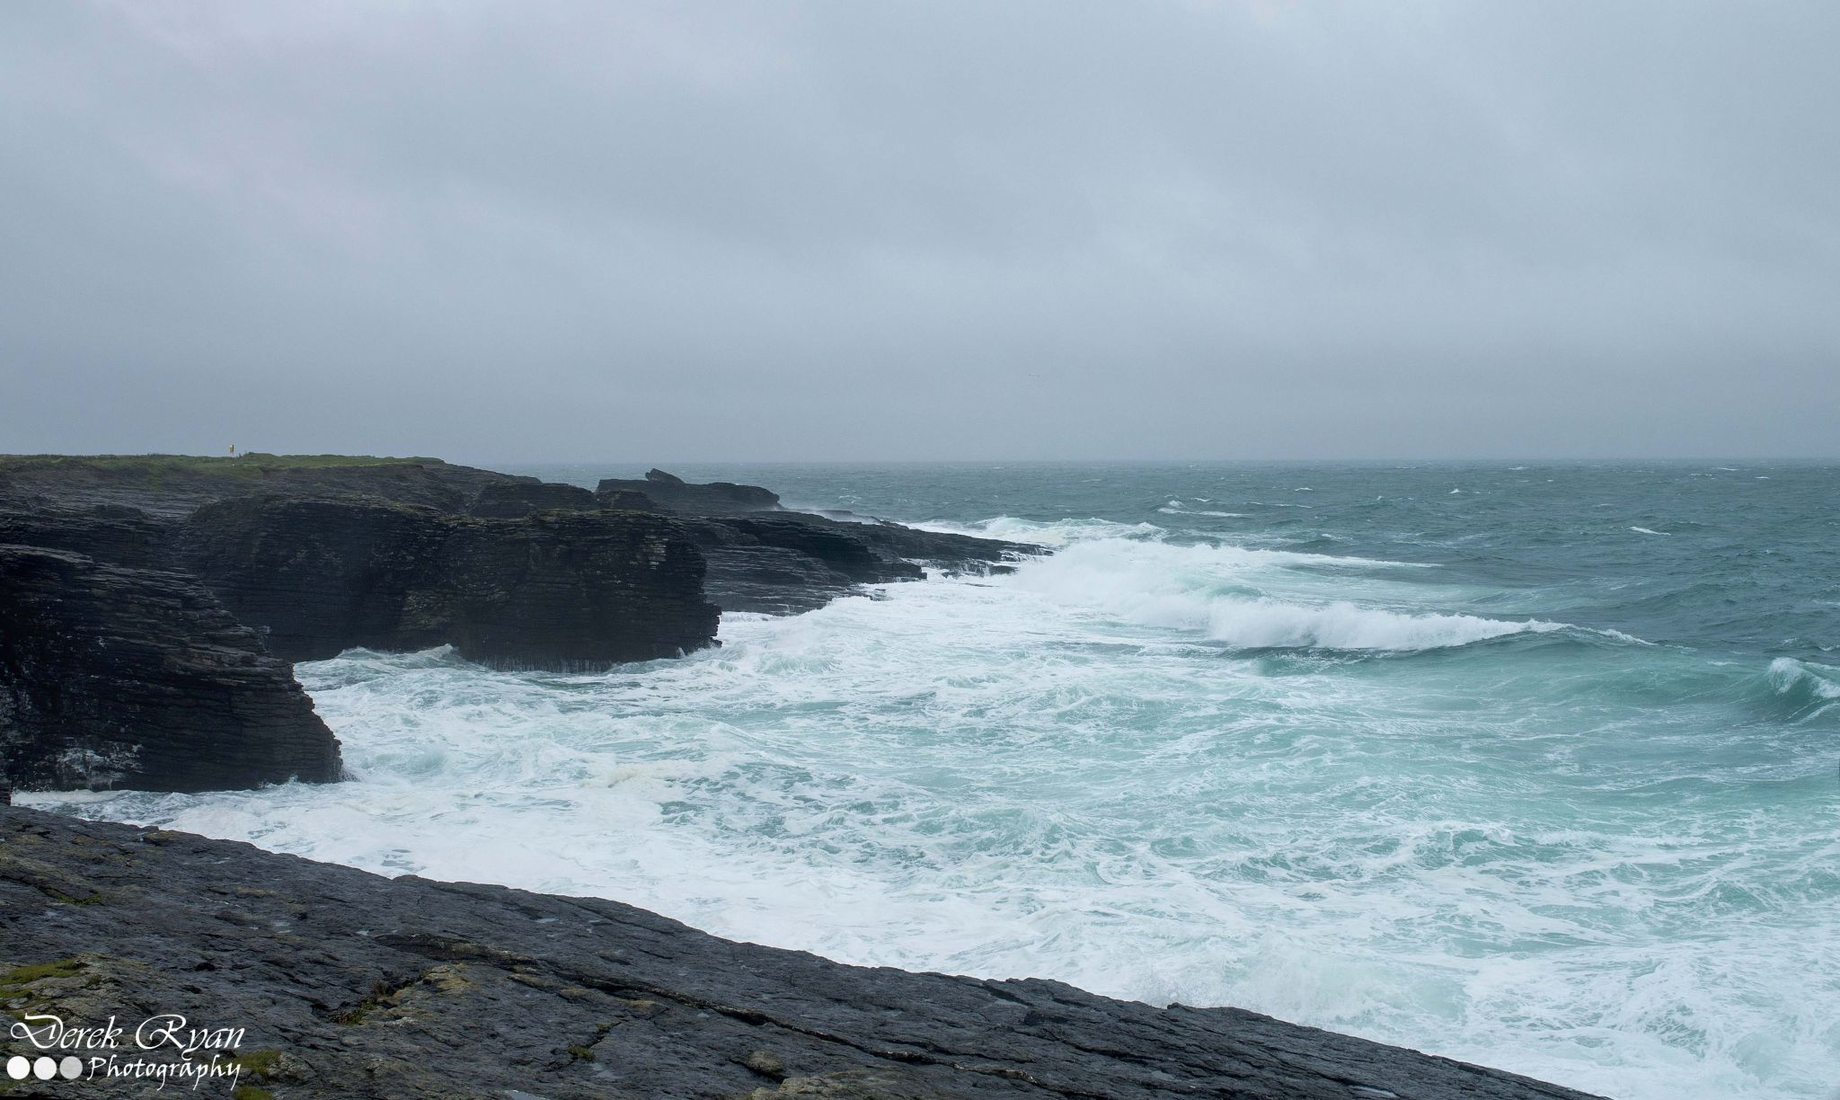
[36,461,1840,1099]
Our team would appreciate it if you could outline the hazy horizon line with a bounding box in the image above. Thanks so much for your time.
[9,450,1839,467]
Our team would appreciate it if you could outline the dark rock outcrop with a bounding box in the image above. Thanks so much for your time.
[0,468,721,792]
[0,548,340,792]
[689,515,1035,615]
[594,470,1038,615]
[0,808,1602,1100]
[597,468,783,514]
[180,496,719,667]
[2,457,1037,624]
[0,501,178,569]
[0,454,574,517]
[0,455,1031,792]
[597,487,661,510]
[465,479,600,519]
[680,515,922,614]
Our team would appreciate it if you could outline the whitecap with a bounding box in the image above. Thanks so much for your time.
[1012,539,1547,652]
[19,527,1813,1100]
[908,515,1166,548]
[1768,657,1840,700]
[1201,599,1563,651]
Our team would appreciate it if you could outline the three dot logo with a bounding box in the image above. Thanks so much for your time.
[5,1054,84,1081]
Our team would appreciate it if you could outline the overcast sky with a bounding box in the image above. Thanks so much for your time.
[2,2,1835,462]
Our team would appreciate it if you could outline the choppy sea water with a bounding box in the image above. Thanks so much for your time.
[32,462,1840,1100]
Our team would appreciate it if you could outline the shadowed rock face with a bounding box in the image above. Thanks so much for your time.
[0,548,340,792]
[465,479,600,518]
[0,485,718,792]
[0,456,1027,793]
[688,515,1036,615]
[0,502,176,568]
[0,808,1602,1100]
[180,497,720,667]
[0,454,532,517]
[594,469,1039,615]
[597,468,784,514]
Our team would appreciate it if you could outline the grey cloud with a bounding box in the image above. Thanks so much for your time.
[2,0,1835,461]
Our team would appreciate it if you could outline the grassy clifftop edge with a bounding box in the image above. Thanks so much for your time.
[0,453,448,477]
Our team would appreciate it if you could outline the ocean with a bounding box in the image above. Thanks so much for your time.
[31,461,1839,1099]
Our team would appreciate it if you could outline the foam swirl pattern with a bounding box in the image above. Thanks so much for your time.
[35,462,1840,1100]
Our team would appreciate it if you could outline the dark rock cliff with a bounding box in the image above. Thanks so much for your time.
[0,808,1602,1100]
[597,467,783,513]
[0,548,340,792]
[465,478,601,518]
[0,462,720,793]
[179,497,719,667]
[594,469,1038,614]
[0,501,177,568]
[0,456,1027,793]
[0,454,528,517]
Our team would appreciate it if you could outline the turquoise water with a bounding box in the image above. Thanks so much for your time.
[36,462,1840,1098]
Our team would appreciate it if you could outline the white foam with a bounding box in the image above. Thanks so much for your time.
[21,511,1830,1100]
[1769,656,1840,700]
[1158,505,1249,518]
[1202,599,1560,650]
[1629,526,1670,536]
[1006,539,1506,654]
[909,515,1164,548]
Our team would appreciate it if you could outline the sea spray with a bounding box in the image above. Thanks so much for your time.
[31,461,1840,1100]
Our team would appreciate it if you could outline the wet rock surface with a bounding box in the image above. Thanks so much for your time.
[0,454,544,518]
[0,548,339,792]
[0,808,1602,1100]
[590,469,1036,615]
[0,502,178,570]
[597,468,784,514]
[0,456,1028,794]
[682,512,1033,616]
[178,497,718,667]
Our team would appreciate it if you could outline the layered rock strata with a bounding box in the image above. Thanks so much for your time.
[0,808,1602,1100]
[0,548,340,792]
[594,470,1035,614]
[0,456,1027,793]
[179,496,718,667]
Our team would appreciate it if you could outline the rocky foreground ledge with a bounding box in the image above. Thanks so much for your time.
[0,809,1600,1100]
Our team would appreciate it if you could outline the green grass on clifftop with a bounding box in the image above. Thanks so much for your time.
[0,453,447,477]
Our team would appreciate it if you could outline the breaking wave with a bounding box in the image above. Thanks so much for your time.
[25,461,1840,1100]
[1011,537,1575,652]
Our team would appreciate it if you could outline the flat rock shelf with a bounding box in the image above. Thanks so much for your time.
[0,808,1603,1099]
